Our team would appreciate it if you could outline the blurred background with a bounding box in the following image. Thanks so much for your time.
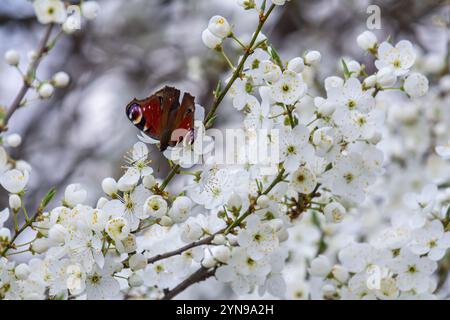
[1,0,450,298]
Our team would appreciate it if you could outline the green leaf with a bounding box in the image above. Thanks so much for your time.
[268,46,284,70]
[341,59,351,79]
[39,187,56,211]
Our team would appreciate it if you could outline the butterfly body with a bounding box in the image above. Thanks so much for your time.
[126,86,195,151]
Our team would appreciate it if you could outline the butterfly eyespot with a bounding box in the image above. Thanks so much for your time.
[128,103,143,124]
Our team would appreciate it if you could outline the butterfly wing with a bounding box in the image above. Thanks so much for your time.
[126,86,195,151]
[167,92,195,148]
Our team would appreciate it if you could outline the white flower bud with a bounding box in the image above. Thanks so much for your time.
[212,234,226,245]
[309,255,332,277]
[376,67,397,87]
[129,253,147,271]
[315,97,335,116]
[331,265,349,283]
[96,197,108,209]
[363,75,377,88]
[52,71,70,88]
[28,50,38,61]
[101,177,118,196]
[48,224,67,244]
[226,193,242,211]
[31,238,49,253]
[322,284,336,299]
[202,29,222,49]
[324,202,346,223]
[159,215,173,227]
[4,49,20,66]
[64,183,87,207]
[15,263,30,280]
[356,31,377,51]
[404,72,429,98]
[256,195,270,208]
[5,134,22,148]
[143,195,168,219]
[142,175,156,189]
[38,83,54,99]
[439,75,450,92]
[9,194,21,210]
[0,227,11,242]
[287,57,305,73]
[347,60,361,74]
[181,220,203,243]
[128,273,143,287]
[201,255,217,268]
[167,196,192,223]
[304,50,321,66]
[208,15,231,38]
[212,245,230,263]
[82,1,100,20]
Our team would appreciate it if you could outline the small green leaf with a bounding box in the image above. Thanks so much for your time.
[39,187,56,211]
[268,46,284,70]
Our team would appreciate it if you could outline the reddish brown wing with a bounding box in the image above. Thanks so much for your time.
[167,92,195,148]
[126,86,195,151]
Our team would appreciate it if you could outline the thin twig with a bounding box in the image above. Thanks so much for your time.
[1,23,54,131]
[161,267,216,300]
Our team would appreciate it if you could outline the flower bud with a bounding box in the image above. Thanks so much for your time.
[129,253,147,271]
[159,215,173,227]
[167,196,192,223]
[31,238,49,253]
[226,193,242,212]
[142,175,156,189]
[64,183,87,207]
[0,227,11,242]
[5,134,22,148]
[357,31,377,51]
[96,197,108,209]
[212,234,226,245]
[331,265,349,283]
[212,246,230,263]
[404,72,429,98]
[201,255,217,268]
[376,67,397,87]
[4,49,20,66]
[38,83,54,99]
[256,195,270,208]
[52,71,70,88]
[208,15,231,38]
[9,194,21,210]
[304,50,321,66]
[363,75,377,88]
[181,220,203,243]
[48,224,67,244]
[309,255,332,277]
[202,29,222,49]
[101,177,118,196]
[128,273,143,287]
[15,263,30,280]
[287,57,305,73]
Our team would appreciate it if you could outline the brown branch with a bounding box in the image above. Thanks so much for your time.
[161,267,216,300]
[1,23,54,131]
[146,228,225,265]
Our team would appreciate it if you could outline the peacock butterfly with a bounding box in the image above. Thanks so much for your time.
[126,86,195,151]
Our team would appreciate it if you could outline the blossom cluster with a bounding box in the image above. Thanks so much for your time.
[1,0,449,301]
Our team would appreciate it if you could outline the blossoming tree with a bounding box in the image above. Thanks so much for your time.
[0,0,449,300]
